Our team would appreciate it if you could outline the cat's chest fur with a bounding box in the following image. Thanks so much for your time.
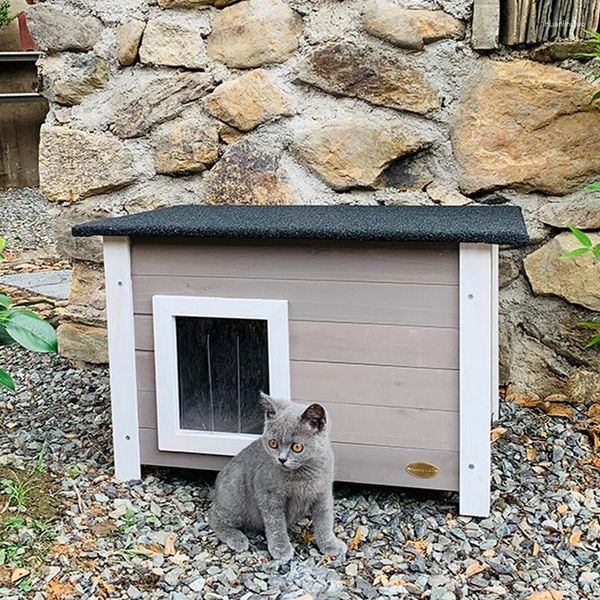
[283,476,324,523]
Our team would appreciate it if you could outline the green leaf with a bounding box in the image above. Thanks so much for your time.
[578,320,600,329]
[0,367,15,391]
[561,247,590,258]
[567,223,592,248]
[584,29,600,40]
[0,293,10,309]
[0,325,14,346]
[587,184,600,191]
[585,332,600,349]
[593,244,600,262]
[3,311,58,353]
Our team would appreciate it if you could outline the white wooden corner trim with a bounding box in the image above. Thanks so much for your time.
[459,243,493,517]
[152,295,291,456]
[491,244,499,422]
[103,236,141,481]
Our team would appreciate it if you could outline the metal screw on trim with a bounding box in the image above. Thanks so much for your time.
[125,435,131,441]
[118,281,124,287]
[467,294,474,300]
[468,463,475,470]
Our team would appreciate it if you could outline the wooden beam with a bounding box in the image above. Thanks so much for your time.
[459,244,494,517]
[472,0,500,49]
[103,237,142,481]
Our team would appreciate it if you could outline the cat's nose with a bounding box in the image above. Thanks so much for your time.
[278,457,287,465]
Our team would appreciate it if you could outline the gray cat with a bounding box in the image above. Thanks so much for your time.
[208,393,347,561]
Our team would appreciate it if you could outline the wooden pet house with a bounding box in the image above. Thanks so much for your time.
[73,205,528,517]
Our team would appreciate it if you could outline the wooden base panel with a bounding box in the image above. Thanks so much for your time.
[139,428,459,492]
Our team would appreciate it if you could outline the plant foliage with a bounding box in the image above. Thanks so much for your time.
[0,236,58,391]
[0,1,14,29]
[561,224,600,349]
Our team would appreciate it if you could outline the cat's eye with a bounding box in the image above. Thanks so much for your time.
[268,439,278,449]
[291,442,304,453]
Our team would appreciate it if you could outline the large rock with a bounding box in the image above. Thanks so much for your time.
[122,195,176,214]
[297,43,439,114]
[39,126,135,202]
[52,202,111,263]
[539,199,600,230]
[531,40,594,63]
[116,19,146,66]
[426,184,472,205]
[376,159,433,191]
[151,116,219,175]
[453,60,600,195]
[58,321,108,364]
[363,3,464,49]
[111,70,214,138]
[69,261,105,311]
[28,5,103,53]
[204,140,293,205]
[139,16,208,69]
[206,69,294,132]
[159,0,240,5]
[499,275,599,398]
[567,369,600,404]
[524,232,600,311]
[293,121,429,190]
[207,0,303,68]
[39,53,108,106]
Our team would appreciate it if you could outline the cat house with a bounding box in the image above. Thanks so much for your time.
[73,205,528,517]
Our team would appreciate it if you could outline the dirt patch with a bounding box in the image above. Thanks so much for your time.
[0,465,63,590]
[0,466,62,526]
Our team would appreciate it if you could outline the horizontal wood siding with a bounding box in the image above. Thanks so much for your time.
[136,351,459,411]
[137,390,458,451]
[132,276,458,328]
[131,239,460,489]
[135,318,458,369]
[131,240,459,284]
[139,428,459,491]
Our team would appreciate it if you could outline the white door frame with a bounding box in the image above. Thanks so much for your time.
[152,295,290,456]
[459,243,498,517]
[103,236,141,482]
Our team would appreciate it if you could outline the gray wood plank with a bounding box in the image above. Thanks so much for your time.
[131,240,459,285]
[139,428,459,491]
[502,0,520,43]
[526,0,539,43]
[132,276,458,328]
[137,390,458,451]
[291,361,458,411]
[289,321,458,369]
[137,353,459,410]
[472,0,500,49]
[134,317,459,369]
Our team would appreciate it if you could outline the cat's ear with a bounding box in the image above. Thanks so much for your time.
[259,391,287,419]
[301,403,327,433]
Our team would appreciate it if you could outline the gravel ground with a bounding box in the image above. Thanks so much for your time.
[0,188,56,262]
[0,346,599,600]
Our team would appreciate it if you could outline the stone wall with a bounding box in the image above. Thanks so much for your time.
[28,0,600,398]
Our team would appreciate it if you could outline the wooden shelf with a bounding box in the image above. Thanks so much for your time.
[0,51,42,63]
[0,92,45,103]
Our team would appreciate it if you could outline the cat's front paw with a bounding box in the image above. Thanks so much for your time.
[268,540,294,561]
[318,537,347,557]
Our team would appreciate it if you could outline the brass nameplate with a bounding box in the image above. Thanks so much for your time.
[406,462,439,479]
